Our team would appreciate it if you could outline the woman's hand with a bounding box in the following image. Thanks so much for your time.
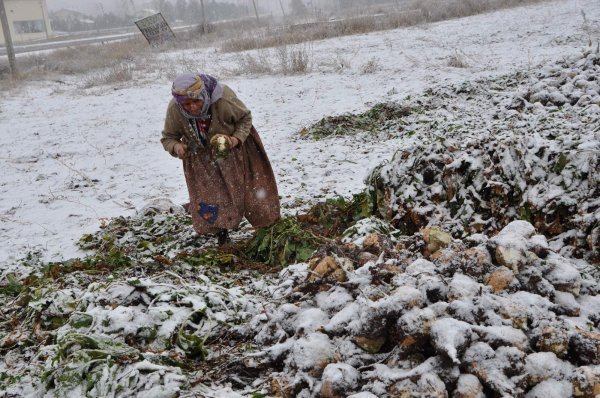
[174,143,187,159]
[209,135,242,158]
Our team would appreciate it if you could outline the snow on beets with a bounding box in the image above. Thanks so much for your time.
[367,50,599,264]
[240,218,599,397]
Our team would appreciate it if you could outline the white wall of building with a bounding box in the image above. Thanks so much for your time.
[1,0,52,44]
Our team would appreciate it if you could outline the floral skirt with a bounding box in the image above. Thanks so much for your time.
[182,127,280,234]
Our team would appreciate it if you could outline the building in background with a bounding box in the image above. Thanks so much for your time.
[1,0,52,45]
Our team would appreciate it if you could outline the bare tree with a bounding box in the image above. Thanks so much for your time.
[289,0,308,16]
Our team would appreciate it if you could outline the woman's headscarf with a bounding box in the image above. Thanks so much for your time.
[171,73,224,120]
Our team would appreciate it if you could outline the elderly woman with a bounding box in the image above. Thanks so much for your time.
[161,73,280,244]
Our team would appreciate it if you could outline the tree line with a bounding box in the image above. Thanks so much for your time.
[49,0,250,33]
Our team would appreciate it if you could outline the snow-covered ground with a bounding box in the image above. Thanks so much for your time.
[0,0,598,266]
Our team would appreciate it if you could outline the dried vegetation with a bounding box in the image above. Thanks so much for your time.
[1,0,552,84]
[221,0,549,54]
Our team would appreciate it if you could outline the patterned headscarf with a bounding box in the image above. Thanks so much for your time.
[171,73,224,120]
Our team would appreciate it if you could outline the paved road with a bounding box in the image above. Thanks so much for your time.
[1,25,196,56]
[1,32,139,56]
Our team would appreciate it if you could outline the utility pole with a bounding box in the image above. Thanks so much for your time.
[278,0,286,18]
[251,0,259,22]
[0,0,17,75]
[200,0,206,33]
[39,0,50,38]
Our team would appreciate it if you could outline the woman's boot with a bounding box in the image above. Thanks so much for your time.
[216,229,229,246]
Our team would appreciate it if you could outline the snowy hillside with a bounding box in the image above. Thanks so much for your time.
[0,0,599,397]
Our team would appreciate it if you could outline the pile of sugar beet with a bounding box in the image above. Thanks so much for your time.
[1,49,599,398]
[236,48,600,397]
[243,220,598,398]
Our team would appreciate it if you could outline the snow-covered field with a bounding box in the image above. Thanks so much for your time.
[0,0,598,266]
[1,0,599,397]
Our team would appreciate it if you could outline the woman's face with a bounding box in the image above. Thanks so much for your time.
[180,98,204,116]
